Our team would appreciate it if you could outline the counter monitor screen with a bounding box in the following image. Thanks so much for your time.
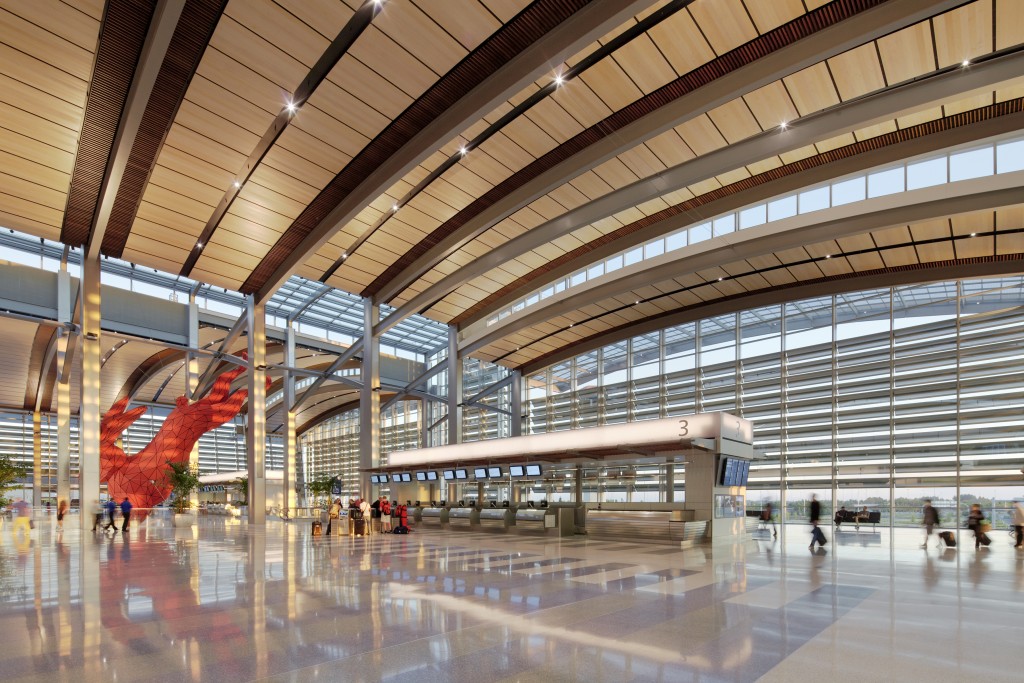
[443,470,455,480]
[509,465,524,477]
[455,469,468,480]
[370,475,379,483]
[487,467,502,477]
[401,473,412,482]
[426,471,438,481]
[474,467,488,479]
[391,474,403,483]
[525,464,542,476]
[415,472,426,481]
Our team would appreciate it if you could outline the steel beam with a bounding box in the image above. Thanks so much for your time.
[292,339,364,411]
[247,295,267,525]
[78,255,102,529]
[358,299,380,498]
[378,46,1024,335]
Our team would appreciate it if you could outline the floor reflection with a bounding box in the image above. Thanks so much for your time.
[0,519,1023,682]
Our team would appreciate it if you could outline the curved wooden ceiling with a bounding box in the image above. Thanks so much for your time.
[2,0,1023,379]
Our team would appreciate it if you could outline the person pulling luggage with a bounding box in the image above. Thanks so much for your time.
[921,499,941,549]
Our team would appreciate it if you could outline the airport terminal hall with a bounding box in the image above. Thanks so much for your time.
[4,0,1024,681]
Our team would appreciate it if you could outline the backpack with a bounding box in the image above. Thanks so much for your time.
[393,525,409,534]
[381,500,391,516]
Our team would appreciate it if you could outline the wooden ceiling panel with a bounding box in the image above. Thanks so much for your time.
[743,0,805,34]
[140,184,215,224]
[347,27,438,103]
[878,245,919,268]
[373,0,470,76]
[130,216,202,252]
[274,125,353,178]
[0,101,78,155]
[0,71,84,133]
[608,32,676,95]
[545,76,615,129]
[715,167,751,188]
[943,92,995,117]
[996,0,1024,49]
[259,145,335,193]
[416,0,504,49]
[162,124,245,175]
[153,145,233,192]
[995,205,1024,229]
[742,81,798,131]
[815,132,857,154]
[591,157,640,193]
[0,188,62,230]
[951,209,994,235]
[0,150,68,194]
[758,266,798,287]
[845,252,885,271]
[916,241,956,262]
[688,0,757,55]
[135,201,204,238]
[0,125,75,176]
[247,164,320,212]
[675,115,727,157]
[0,6,94,81]
[453,150,510,188]
[870,226,912,248]
[301,79,387,143]
[225,195,293,233]
[852,120,898,142]
[230,0,330,68]
[210,14,309,90]
[0,42,88,107]
[617,143,668,180]
[328,53,413,121]
[646,129,696,168]
[877,20,935,84]
[932,0,992,68]
[547,183,594,213]
[274,0,354,40]
[828,42,886,101]
[147,164,221,209]
[908,218,951,241]
[783,62,840,116]
[707,98,762,144]
[996,232,1024,255]
[785,262,825,282]
[896,106,944,130]
[122,238,190,275]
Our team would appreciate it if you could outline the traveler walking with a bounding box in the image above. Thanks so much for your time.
[761,502,776,537]
[104,498,118,532]
[809,494,827,550]
[56,499,69,531]
[11,498,32,536]
[1012,501,1024,549]
[120,497,133,532]
[967,503,987,549]
[326,498,341,535]
[921,499,941,549]
[91,499,104,531]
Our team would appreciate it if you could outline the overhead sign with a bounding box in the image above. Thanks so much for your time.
[389,412,752,468]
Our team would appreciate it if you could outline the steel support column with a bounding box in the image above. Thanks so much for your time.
[186,288,200,508]
[284,324,297,516]
[510,370,522,437]
[246,296,267,525]
[56,266,72,510]
[447,326,462,445]
[79,256,102,529]
[359,299,380,498]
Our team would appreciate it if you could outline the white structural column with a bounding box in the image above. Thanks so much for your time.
[359,299,380,498]
[447,326,462,445]
[79,255,102,530]
[56,267,73,509]
[246,296,267,525]
[32,411,42,507]
[283,324,297,516]
[186,288,200,507]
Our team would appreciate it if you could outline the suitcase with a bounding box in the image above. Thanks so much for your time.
[354,518,367,536]
[311,521,322,537]
[979,532,992,546]
[939,531,956,547]
[812,526,827,546]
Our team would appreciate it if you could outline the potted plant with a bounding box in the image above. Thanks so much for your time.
[165,461,201,527]
[232,475,248,517]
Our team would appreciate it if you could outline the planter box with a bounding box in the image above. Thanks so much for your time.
[173,513,194,527]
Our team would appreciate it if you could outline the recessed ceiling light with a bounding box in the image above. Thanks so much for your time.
[286,100,298,113]
[780,121,788,130]
[825,254,831,259]
[391,203,399,213]
[718,277,723,281]
[970,232,977,236]
[197,242,204,249]
[459,146,468,157]
[233,181,241,189]
[553,73,565,87]
[961,59,970,67]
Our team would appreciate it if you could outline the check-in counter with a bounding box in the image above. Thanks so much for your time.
[478,507,515,530]
[447,507,479,528]
[419,507,449,526]
[513,508,553,533]
[584,508,706,546]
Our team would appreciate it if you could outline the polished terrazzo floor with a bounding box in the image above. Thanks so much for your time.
[1,516,1022,682]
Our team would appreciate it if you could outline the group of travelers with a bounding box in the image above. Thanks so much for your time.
[91,497,132,533]
[322,495,409,537]
[6,496,132,535]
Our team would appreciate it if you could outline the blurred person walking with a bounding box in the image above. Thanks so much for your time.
[56,499,69,531]
[809,494,827,550]
[11,498,32,536]
[120,497,133,532]
[1013,501,1024,549]
[921,499,941,549]
[967,503,988,549]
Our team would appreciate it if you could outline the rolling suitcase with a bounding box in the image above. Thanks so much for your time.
[979,532,992,546]
[939,531,956,547]
[311,521,322,537]
[812,526,827,546]
[354,518,367,536]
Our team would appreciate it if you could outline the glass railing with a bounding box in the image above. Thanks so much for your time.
[487,133,1024,327]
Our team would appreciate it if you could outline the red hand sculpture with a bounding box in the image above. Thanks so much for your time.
[100,354,272,518]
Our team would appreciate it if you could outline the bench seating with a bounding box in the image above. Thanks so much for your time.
[834,509,880,528]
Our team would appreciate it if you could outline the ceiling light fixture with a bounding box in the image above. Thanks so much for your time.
[286,100,298,114]
[780,121,788,130]
[553,73,565,87]
[970,232,977,236]
[961,59,970,67]
[718,277,723,281]
[197,242,204,250]
[391,203,399,213]
[233,181,241,189]
[459,145,468,157]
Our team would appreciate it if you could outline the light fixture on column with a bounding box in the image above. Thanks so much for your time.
[84,332,99,341]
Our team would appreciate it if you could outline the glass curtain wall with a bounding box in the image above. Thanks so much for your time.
[523,277,1024,526]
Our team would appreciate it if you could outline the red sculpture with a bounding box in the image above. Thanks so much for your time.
[100,354,271,517]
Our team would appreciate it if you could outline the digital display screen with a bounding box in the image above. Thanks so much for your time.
[443,470,455,480]
[488,467,501,477]
[509,465,524,477]
[525,464,542,476]
[474,467,488,479]
[391,474,402,483]
[455,469,468,480]
[416,472,426,481]
[426,471,438,481]
[370,475,379,483]
[719,457,750,487]
[401,473,412,482]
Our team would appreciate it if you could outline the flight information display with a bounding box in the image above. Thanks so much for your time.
[718,457,750,487]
